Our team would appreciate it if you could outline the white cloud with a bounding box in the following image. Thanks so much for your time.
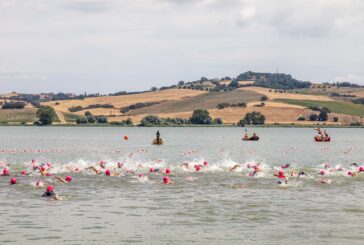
[0,0,364,93]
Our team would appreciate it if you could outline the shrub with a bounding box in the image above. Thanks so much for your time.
[213,118,223,124]
[190,109,212,125]
[216,103,230,109]
[309,114,319,121]
[332,117,339,122]
[318,111,328,121]
[241,111,265,125]
[297,116,306,121]
[2,102,26,109]
[140,115,161,126]
[260,95,268,101]
[76,117,88,124]
[96,116,108,124]
[35,106,57,125]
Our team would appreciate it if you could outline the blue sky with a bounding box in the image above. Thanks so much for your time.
[1,0,363,93]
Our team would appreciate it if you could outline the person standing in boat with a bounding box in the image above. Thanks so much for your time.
[156,130,161,141]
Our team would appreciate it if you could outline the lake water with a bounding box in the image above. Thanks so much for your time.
[0,127,364,244]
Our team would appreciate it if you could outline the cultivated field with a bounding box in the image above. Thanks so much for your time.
[239,87,334,101]
[0,109,37,123]
[42,89,207,114]
[279,99,364,117]
[124,90,262,115]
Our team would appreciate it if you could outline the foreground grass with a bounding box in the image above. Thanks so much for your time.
[279,99,364,117]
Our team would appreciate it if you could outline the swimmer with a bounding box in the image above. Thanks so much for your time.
[42,186,61,200]
[85,166,102,174]
[274,171,288,184]
[1,168,10,176]
[281,164,291,169]
[39,166,47,176]
[105,169,120,177]
[10,178,17,185]
[350,163,359,167]
[35,180,45,188]
[230,164,241,171]
[180,162,190,169]
[55,175,72,183]
[162,176,174,185]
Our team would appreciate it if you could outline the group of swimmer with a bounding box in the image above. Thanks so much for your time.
[314,128,331,142]
[2,156,364,201]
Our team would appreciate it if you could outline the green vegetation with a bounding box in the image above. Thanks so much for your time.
[279,99,364,117]
[140,115,190,127]
[216,102,247,109]
[0,109,37,123]
[68,104,114,112]
[35,106,57,125]
[76,111,108,124]
[236,71,311,90]
[238,111,265,126]
[352,98,364,105]
[190,109,212,125]
[120,102,160,113]
[64,113,81,123]
[109,118,133,126]
[2,102,26,109]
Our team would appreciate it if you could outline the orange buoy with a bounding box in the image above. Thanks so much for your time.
[124,136,129,140]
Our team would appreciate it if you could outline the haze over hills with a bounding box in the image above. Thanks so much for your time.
[1,71,364,126]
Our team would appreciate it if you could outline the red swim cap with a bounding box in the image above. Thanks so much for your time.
[65,176,72,182]
[149,168,155,173]
[45,173,52,177]
[47,185,54,192]
[3,168,10,175]
[21,170,27,175]
[359,166,364,172]
[278,171,285,178]
[138,174,143,178]
[10,178,17,185]
[163,176,170,184]
[347,171,353,176]
[203,161,208,166]
[319,169,325,175]
[165,168,171,174]
[195,165,201,172]
[105,169,111,176]
[40,166,46,172]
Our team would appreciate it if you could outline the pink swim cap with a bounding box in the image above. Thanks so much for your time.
[359,166,364,172]
[65,176,72,182]
[165,168,171,174]
[163,176,170,184]
[347,171,353,176]
[2,168,10,175]
[138,174,143,178]
[105,169,111,176]
[45,173,52,177]
[246,163,251,168]
[203,161,208,166]
[46,163,52,168]
[195,165,201,172]
[40,166,46,172]
[47,185,54,192]
[319,169,326,175]
[21,170,27,175]
[32,159,36,163]
[10,178,17,185]
[117,162,123,168]
[149,168,155,173]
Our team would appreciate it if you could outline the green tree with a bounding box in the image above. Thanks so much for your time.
[76,117,88,124]
[140,115,161,126]
[35,106,57,125]
[190,109,212,124]
[318,111,328,121]
[213,118,223,124]
[85,111,96,123]
[242,111,265,125]
[96,116,108,124]
[237,119,246,127]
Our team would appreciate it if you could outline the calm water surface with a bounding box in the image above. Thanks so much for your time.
[0,127,364,244]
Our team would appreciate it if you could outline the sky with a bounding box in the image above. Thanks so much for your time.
[0,0,364,94]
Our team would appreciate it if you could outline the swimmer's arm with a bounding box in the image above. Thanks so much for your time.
[55,176,67,183]
[230,165,240,171]
[39,169,46,176]
[54,194,62,201]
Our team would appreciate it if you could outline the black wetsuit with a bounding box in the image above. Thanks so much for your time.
[42,191,55,197]
[156,131,160,141]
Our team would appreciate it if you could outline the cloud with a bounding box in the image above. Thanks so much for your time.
[63,0,115,13]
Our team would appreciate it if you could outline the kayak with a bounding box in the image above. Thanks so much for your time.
[152,139,163,145]
[242,136,259,141]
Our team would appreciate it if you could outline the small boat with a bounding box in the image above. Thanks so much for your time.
[242,136,259,141]
[314,136,330,142]
[152,138,163,145]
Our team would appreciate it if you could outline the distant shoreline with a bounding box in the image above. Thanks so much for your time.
[0,123,363,129]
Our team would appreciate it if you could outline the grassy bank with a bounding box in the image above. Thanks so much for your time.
[278,99,364,117]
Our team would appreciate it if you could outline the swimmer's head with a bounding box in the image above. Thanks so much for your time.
[117,162,123,168]
[195,165,201,172]
[40,166,46,172]
[21,170,27,175]
[45,173,52,177]
[359,166,364,172]
[203,161,208,166]
[163,176,170,184]
[65,176,72,182]
[10,178,17,185]
[105,169,111,176]
[2,168,10,175]
[347,171,353,176]
[319,169,326,175]
[149,168,155,173]
[46,185,54,192]
[46,163,52,168]
[165,168,171,174]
